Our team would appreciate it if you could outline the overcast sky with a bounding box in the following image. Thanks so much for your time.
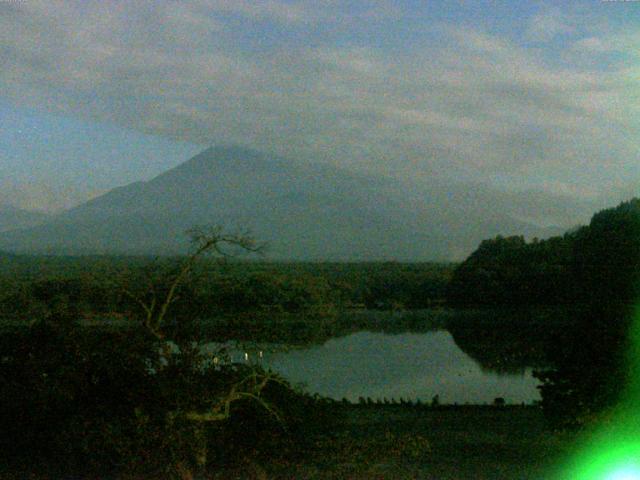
[0,0,638,212]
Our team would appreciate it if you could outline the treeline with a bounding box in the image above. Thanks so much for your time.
[0,261,454,322]
[447,198,640,428]
[0,231,344,479]
[446,234,575,306]
[447,198,640,309]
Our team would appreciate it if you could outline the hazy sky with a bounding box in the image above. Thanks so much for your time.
[0,0,638,212]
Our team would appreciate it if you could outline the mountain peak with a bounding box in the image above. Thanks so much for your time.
[0,146,581,259]
[169,145,276,178]
[191,145,268,163]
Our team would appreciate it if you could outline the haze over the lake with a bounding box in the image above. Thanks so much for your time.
[1,1,638,219]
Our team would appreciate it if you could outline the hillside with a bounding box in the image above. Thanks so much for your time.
[0,146,582,260]
[0,204,49,233]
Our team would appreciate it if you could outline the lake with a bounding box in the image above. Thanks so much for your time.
[205,329,541,404]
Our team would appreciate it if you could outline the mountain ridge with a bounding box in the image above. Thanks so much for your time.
[0,146,586,260]
[0,204,50,233]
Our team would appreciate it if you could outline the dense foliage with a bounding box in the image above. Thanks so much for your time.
[0,260,453,323]
[0,314,333,478]
[448,198,640,428]
[446,233,576,307]
[0,233,343,478]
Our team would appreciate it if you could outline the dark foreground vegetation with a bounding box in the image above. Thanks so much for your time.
[0,229,343,479]
[449,198,640,429]
[285,404,572,480]
[1,199,640,477]
[0,316,339,479]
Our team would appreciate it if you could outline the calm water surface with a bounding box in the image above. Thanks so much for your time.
[211,330,541,404]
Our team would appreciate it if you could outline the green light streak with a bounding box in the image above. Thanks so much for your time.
[552,307,640,479]
[607,465,640,480]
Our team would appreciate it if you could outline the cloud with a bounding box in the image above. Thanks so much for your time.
[200,0,401,26]
[571,31,640,59]
[572,36,613,54]
[210,0,315,24]
[0,1,638,202]
[525,8,574,43]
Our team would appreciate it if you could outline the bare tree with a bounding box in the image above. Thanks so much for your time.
[121,225,264,339]
[118,227,287,478]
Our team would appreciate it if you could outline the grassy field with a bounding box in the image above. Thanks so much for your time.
[211,405,575,480]
[0,404,576,479]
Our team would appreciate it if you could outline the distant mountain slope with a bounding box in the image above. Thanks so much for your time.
[0,204,50,233]
[0,146,584,260]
